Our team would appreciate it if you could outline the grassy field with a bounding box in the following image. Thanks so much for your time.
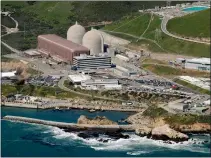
[174,78,210,95]
[143,105,210,125]
[104,13,151,36]
[1,56,18,62]
[103,13,210,57]
[1,15,16,28]
[1,32,26,50]
[142,58,168,64]
[1,84,80,99]
[1,43,14,55]
[167,9,210,38]
[142,64,210,77]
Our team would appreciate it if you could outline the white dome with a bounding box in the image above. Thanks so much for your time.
[67,21,86,44]
[82,28,104,56]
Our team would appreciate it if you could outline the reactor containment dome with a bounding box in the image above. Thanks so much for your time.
[82,28,104,56]
[67,21,86,44]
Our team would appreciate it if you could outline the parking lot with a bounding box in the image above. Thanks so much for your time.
[26,75,61,87]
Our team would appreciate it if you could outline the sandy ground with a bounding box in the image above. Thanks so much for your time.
[150,52,197,61]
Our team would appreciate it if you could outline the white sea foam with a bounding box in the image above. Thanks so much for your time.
[46,127,210,154]
[127,151,150,156]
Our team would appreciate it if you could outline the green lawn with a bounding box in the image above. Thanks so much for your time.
[167,9,210,38]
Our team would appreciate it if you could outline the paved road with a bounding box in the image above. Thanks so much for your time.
[161,16,210,45]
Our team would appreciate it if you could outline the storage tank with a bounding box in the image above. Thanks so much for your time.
[116,54,129,62]
[67,21,86,44]
[82,28,104,56]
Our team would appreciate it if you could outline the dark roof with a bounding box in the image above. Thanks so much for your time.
[38,34,89,52]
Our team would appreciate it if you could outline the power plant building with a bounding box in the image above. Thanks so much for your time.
[37,34,90,64]
[185,58,210,71]
[82,28,104,56]
[67,21,86,45]
[73,54,111,70]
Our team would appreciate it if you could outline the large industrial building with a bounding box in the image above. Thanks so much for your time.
[73,54,112,70]
[67,74,121,90]
[81,79,121,90]
[37,22,108,67]
[68,74,91,84]
[184,58,210,71]
[37,34,90,64]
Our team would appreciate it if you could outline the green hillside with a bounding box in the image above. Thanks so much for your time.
[1,1,209,57]
[103,13,210,57]
[1,1,168,51]
[1,1,168,26]
[167,9,210,38]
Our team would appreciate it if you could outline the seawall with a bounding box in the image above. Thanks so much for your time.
[1,102,38,109]
[2,102,143,112]
[2,115,135,132]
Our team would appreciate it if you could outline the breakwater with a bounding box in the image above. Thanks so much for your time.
[2,115,135,132]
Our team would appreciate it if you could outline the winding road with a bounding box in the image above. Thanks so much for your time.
[161,16,210,45]
[1,12,23,55]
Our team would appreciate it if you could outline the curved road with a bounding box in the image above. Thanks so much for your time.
[161,16,210,45]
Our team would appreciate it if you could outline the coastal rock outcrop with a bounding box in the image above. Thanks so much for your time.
[135,126,152,138]
[151,124,189,142]
[77,131,129,140]
[77,115,118,125]
[173,123,211,133]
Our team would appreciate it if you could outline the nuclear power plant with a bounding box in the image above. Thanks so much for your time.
[37,21,111,69]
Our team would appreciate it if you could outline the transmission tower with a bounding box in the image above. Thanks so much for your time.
[154,28,162,42]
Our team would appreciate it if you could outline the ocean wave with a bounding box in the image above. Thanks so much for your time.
[46,127,210,154]
[127,151,150,156]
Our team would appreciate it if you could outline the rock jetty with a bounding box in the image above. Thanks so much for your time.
[3,115,134,133]
[151,124,189,142]
[77,115,118,125]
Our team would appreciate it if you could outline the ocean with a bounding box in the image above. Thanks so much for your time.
[1,107,211,157]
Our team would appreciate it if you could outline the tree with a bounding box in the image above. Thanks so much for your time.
[27,1,36,5]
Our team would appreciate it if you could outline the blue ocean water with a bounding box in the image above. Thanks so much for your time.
[182,6,209,12]
[1,107,211,157]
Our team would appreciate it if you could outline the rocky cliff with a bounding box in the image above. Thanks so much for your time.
[77,115,118,125]
[151,124,189,142]
[172,123,211,133]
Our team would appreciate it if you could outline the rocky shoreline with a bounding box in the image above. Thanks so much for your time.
[72,115,210,143]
